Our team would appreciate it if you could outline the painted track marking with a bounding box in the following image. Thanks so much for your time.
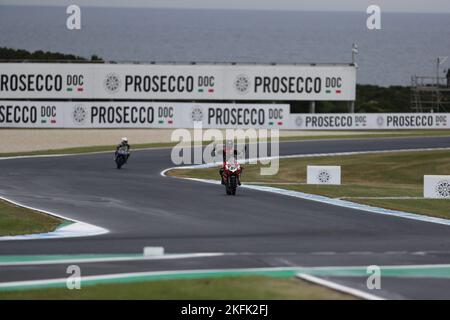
[296,273,384,300]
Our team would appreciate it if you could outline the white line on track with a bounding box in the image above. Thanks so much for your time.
[296,273,384,300]
[338,196,426,199]
[0,253,224,267]
[301,263,450,270]
[0,266,303,290]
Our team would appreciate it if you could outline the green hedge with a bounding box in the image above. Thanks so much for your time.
[0,47,102,62]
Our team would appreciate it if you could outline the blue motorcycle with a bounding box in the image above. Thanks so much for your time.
[115,149,129,169]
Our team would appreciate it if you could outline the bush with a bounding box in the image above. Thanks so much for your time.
[0,47,103,63]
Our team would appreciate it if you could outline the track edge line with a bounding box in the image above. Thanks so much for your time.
[296,273,385,300]
[0,195,109,241]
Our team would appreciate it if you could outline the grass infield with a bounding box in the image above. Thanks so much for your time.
[0,199,64,236]
[0,276,355,300]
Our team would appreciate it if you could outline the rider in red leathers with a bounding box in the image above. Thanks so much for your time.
[218,145,242,186]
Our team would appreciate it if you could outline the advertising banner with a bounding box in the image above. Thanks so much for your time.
[424,175,450,199]
[307,166,341,185]
[1,101,449,129]
[0,100,289,129]
[289,113,450,129]
[0,63,356,101]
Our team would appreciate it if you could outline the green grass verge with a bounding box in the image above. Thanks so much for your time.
[0,199,64,236]
[1,129,450,158]
[0,276,355,300]
[169,149,450,220]
[0,142,177,158]
[278,129,450,142]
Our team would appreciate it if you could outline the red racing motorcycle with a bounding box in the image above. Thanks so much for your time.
[222,158,242,195]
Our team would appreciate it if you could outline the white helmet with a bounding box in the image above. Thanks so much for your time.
[121,137,128,143]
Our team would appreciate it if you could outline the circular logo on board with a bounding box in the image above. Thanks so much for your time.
[72,105,88,125]
[376,116,384,127]
[435,180,450,198]
[317,170,331,183]
[191,106,204,122]
[103,73,121,93]
[234,74,250,94]
[295,116,303,127]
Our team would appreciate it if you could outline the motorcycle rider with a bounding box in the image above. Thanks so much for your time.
[218,144,242,186]
[115,137,131,162]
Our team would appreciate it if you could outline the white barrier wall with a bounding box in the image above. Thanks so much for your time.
[307,166,341,185]
[0,63,356,101]
[0,101,288,129]
[289,113,450,129]
[1,101,449,129]
[424,175,450,199]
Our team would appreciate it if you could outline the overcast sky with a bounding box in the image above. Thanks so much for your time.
[1,0,450,13]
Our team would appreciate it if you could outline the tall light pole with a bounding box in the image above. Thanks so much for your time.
[349,43,359,113]
[352,43,359,66]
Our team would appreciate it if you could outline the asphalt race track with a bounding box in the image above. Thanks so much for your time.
[1,136,450,299]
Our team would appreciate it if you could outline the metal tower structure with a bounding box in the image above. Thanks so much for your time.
[411,57,450,112]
